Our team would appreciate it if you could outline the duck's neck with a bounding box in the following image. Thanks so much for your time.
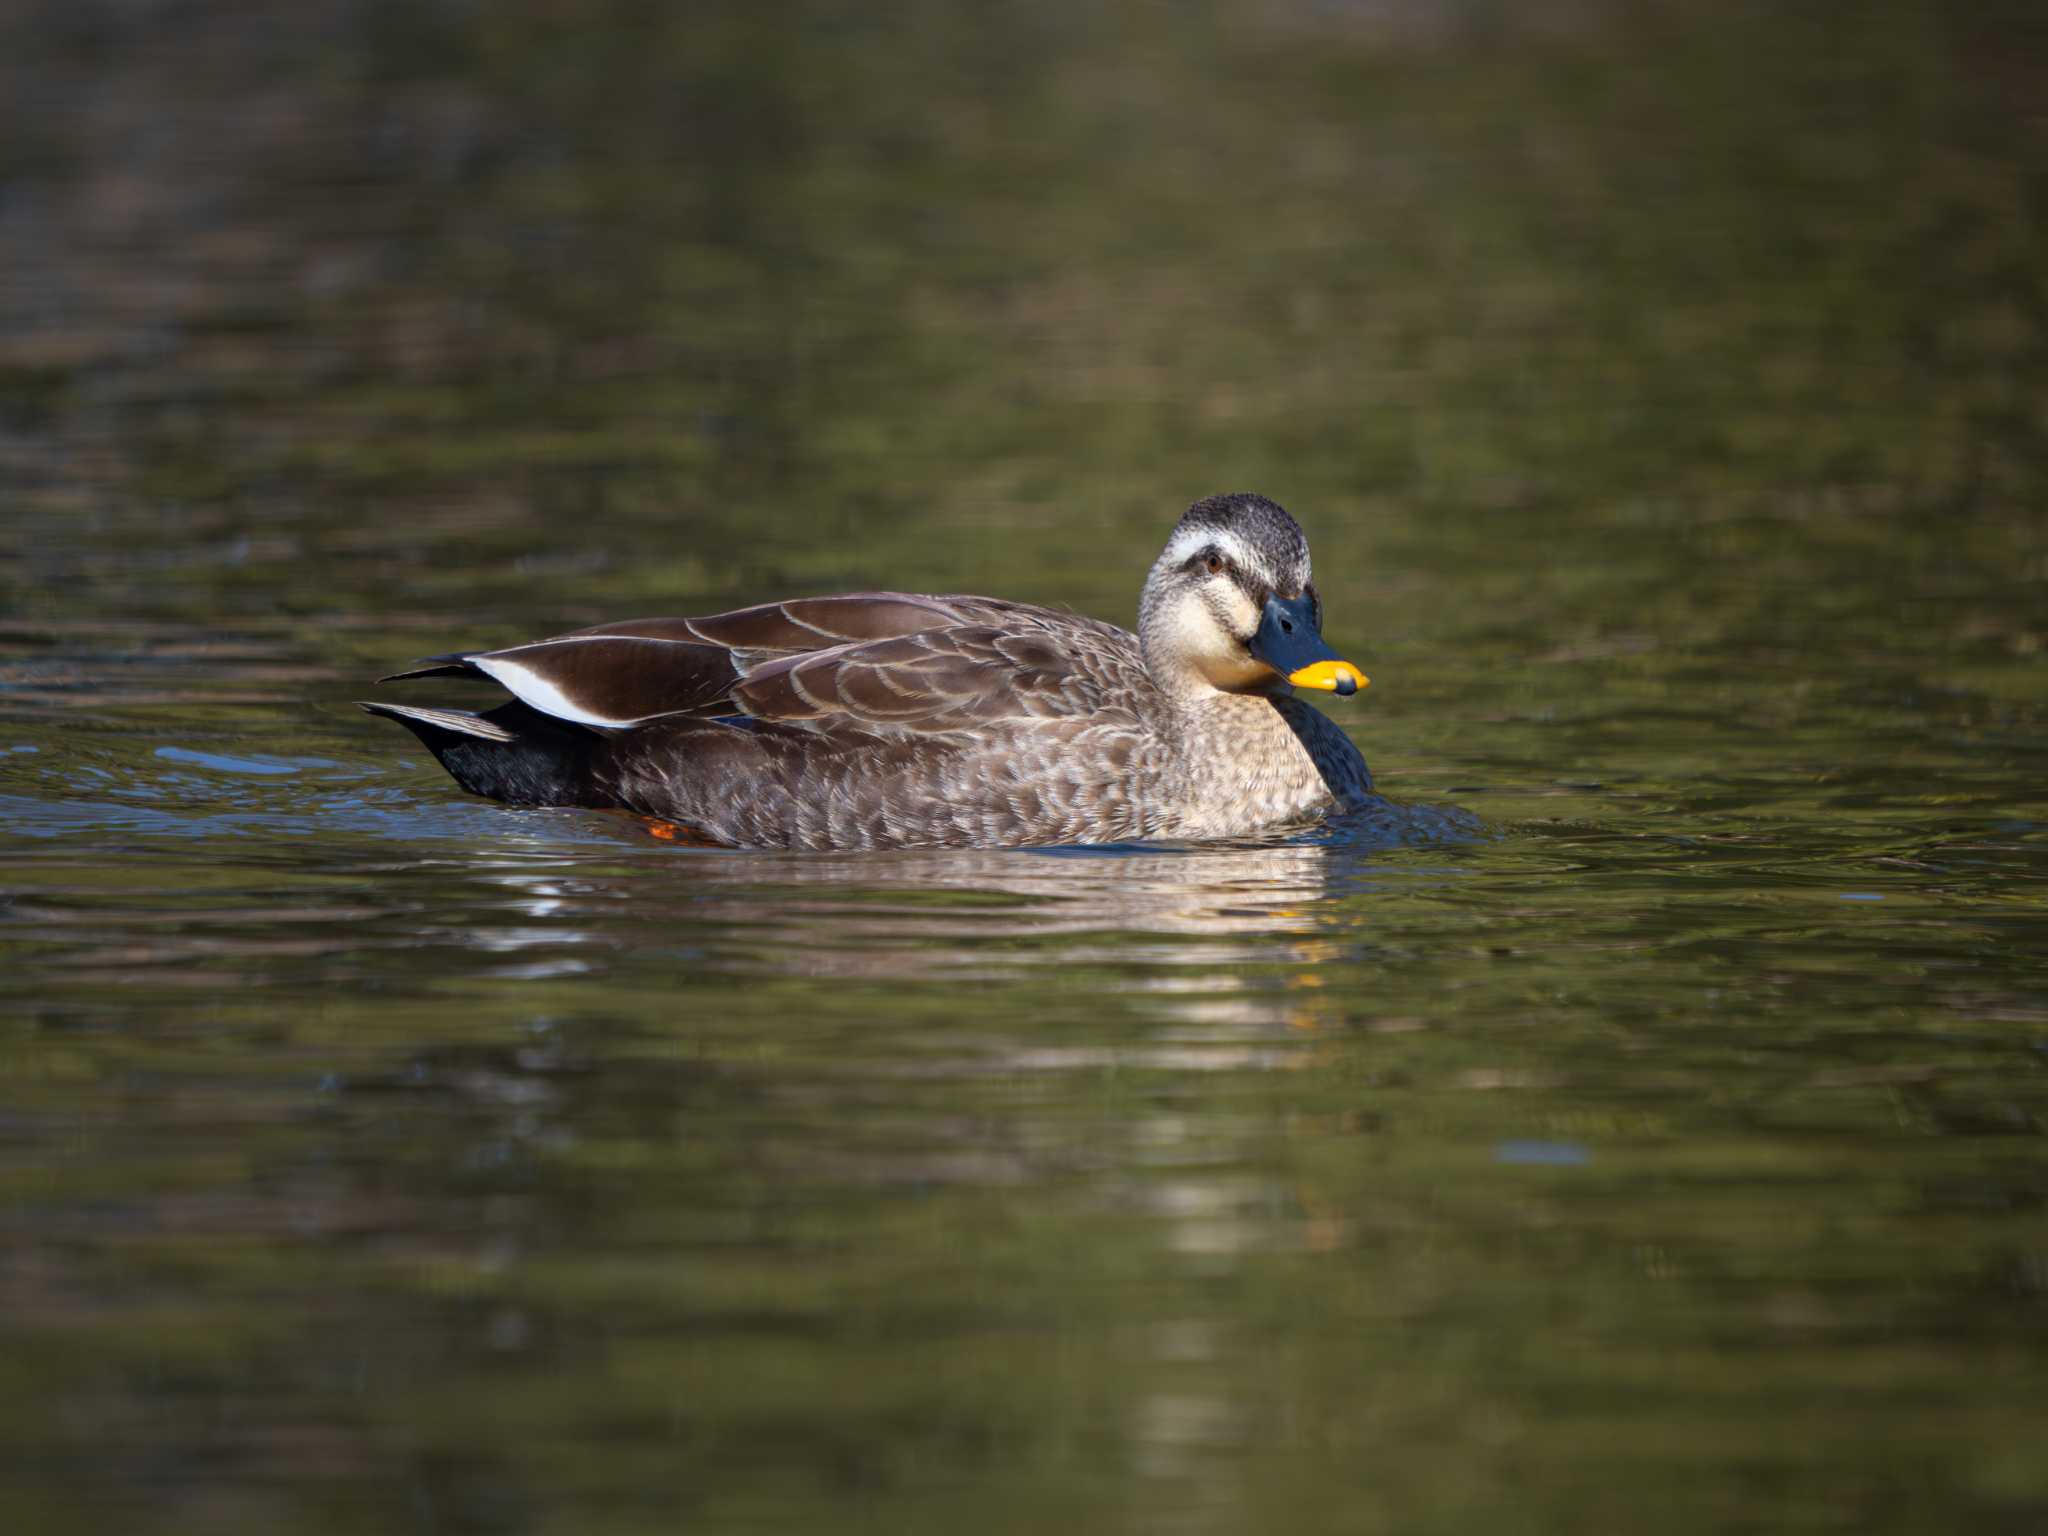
[1139,653,1279,729]
[1137,562,1278,711]
[1138,610,1291,750]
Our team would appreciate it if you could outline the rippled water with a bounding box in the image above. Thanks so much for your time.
[4,1,2047,1531]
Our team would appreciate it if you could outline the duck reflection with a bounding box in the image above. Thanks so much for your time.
[691,837,1345,940]
[457,829,1369,988]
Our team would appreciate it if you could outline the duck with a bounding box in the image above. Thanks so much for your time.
[362,492,1373,850]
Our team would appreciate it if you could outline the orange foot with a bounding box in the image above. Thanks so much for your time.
[639,816,723,846]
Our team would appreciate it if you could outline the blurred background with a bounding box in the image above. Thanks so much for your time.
[2,0,2045,1532]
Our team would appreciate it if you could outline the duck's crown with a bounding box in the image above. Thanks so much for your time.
[1159,492,1311,593]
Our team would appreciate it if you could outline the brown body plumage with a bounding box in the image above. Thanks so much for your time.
[363,494,1374,850]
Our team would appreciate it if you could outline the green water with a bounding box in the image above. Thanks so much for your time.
[3,1,2046,1530]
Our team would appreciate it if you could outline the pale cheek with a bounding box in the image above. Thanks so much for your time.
[1218,588,1260,637]
[1169,595,1269,689]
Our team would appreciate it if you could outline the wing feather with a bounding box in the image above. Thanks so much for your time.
[468,636,737,727]
[380,591,1147,739]
[732,624,1141,738]
[565,593,975,654]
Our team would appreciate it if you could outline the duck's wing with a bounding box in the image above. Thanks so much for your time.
[379,592,1139,735]
[728,617,1140,737]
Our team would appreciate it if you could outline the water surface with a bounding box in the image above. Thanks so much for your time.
[3,2,2046,1531]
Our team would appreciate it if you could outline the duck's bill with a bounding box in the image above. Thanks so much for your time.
[1249,594,1369,698]
[1287,659,1368,695]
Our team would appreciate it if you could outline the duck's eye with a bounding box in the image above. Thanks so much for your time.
[1204,552,1226,576]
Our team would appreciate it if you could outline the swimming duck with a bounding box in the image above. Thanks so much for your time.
[363,492,1372,849]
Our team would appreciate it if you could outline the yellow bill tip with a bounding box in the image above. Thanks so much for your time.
[1287,660,1369,695]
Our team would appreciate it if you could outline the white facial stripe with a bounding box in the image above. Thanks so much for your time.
[1162,525,1260,574]
[1159,526,1209,568]
[473,655,640,728]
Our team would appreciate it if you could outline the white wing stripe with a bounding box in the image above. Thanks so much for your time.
[473,655,642,728]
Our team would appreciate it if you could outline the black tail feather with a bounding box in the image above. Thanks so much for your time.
[359,700,606,807]
[377,654,480,684]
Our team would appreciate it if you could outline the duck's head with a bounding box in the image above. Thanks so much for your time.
[1138,493,1369,700]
